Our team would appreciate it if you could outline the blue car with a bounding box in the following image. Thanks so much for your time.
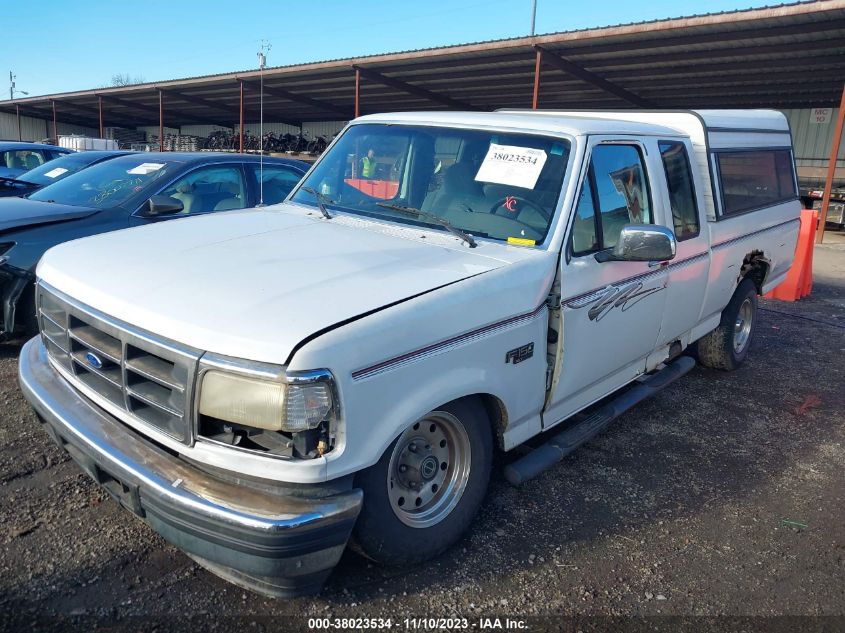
[0,152,309,338]
[0,150,131,198]
[0,142,72,180]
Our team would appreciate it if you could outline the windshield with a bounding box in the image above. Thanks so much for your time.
[28,156,180,209]
[20,152,114,185]
[291,123,571,244]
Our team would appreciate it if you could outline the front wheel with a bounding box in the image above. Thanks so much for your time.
[696,278,758,371]
[352,397,492,565]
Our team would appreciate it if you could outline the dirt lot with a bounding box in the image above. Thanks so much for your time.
[0,241,843,632]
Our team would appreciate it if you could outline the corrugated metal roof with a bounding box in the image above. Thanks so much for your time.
[2,1,843,129]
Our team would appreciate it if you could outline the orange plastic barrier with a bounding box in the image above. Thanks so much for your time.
[764,209,818,302]
[344,178,399,200]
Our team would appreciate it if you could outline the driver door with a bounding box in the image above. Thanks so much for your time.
[543,137,670,428]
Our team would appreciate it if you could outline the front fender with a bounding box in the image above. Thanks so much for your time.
[291,254,556,481]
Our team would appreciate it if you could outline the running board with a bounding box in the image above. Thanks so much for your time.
[504,356,696,486]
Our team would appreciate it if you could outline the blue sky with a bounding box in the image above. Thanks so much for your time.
[4,0,779,98]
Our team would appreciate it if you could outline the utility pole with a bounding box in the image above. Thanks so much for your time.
[530,0,537,36]
[257,40,271,206]
[9,71,28,100]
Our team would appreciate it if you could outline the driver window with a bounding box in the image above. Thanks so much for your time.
[159,165,246,214]
[571,144,653,255]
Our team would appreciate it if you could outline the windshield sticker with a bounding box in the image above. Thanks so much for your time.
[475,144,547,189]
[507,236,536,247]
[43,167,69,179]
[127,162,165,175]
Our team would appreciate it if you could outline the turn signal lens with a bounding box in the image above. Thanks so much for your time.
[284,383,332,432]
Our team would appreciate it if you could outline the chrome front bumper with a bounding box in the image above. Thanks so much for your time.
[18,337,363,597]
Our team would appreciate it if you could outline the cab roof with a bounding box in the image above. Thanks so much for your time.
[354,109,789,139]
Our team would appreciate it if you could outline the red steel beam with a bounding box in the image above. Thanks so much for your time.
[239,80,244,153]
[532,48,542,109]
[51,100,58,142]
[816,84,845,244]
[158,90,164,152]
[355,67,361,118]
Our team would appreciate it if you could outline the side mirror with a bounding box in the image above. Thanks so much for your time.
[141,195,184,217]
[594,224,676,263]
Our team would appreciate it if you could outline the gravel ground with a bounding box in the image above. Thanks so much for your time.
[0,242,843,633]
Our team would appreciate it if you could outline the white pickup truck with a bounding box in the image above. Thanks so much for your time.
[19,110,801,597]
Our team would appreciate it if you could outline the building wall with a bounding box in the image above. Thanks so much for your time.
[0,111,97,142]
[781,108,845,187]
[781,108,845,166]
[302,120,346,139]
[136,125,180,138]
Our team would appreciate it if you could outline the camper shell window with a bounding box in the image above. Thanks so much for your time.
[715,148,797,216]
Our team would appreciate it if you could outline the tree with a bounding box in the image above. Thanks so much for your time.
[108,73,145,87]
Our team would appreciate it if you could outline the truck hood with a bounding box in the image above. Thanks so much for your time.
[0,198,98,233]
[37,205,511,364]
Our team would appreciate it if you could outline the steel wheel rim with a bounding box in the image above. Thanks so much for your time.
[733,298,753,353]
[387,411,471,528]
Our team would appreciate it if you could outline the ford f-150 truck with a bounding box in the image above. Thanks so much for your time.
[19,110,801,597]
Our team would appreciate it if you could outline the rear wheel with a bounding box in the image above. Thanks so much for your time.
[352,397,492,565]
[696,278,758,371]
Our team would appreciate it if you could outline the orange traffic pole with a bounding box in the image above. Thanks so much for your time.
[816,84,845,244]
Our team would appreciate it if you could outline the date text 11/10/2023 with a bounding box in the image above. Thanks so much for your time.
[306,617,528,629]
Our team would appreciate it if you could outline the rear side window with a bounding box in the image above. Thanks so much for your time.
[250,164,303,205]
[571,144,652,256]
[659,141,700,240]
[716,149,797,216]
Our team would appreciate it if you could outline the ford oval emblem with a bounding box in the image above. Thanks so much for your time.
[85,352,104,369]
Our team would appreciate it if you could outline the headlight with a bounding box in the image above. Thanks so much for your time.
[198,369,334,433]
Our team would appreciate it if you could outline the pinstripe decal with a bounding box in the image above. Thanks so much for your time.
[351,303,547,381]
[562,251,708,309]
[711,218,799,251]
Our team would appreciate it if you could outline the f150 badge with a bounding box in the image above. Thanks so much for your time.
[506,342,534,364]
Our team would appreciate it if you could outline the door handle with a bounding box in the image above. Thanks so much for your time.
[648,260,669,268]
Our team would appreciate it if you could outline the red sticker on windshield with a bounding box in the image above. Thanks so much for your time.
[504,196,518,212]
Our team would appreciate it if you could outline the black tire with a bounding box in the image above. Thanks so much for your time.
[695,277,758,371]
[352,397,492,566]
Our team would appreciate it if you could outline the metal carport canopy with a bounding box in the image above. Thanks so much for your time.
[2,0,844,130]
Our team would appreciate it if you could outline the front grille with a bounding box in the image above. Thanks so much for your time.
[37,282,201,444]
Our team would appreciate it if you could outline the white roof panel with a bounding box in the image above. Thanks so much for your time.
[354,110,690,138]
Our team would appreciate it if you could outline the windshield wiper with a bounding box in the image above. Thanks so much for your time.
[375,202,477,248]
[301,186,332,219]
[0,176,36,187]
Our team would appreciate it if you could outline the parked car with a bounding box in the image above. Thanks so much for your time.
[0,142,72,180]
[18,110,800,597]
[0,152,308,338]
[0,150,131,198]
